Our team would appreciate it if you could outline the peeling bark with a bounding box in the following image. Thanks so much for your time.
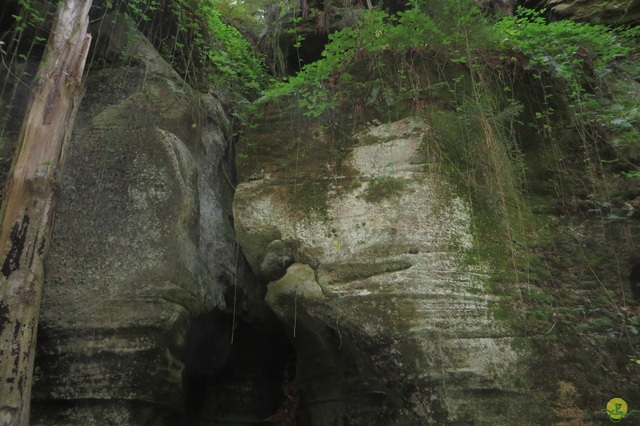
[0,1,92,424]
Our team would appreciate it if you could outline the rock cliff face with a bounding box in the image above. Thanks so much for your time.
[231,3,640,421]
[27,12,291,425]
[526,0,640,24]
[234,114,551,424]
[0,1,634,424]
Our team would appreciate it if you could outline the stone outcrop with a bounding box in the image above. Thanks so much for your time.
[28,12,254,424]
[0,1,635,424]
[526,0,640,25]
[234,116,550,424]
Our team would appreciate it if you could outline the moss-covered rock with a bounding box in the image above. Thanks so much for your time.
[234,113,550,424]
[542,0,640,25]
[30,12,247,425]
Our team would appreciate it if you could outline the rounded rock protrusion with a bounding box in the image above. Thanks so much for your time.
[260,240,295,281]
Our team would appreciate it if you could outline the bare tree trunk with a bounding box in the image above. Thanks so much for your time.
[0,1,92,424]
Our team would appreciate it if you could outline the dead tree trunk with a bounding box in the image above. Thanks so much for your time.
[0,1,92,424]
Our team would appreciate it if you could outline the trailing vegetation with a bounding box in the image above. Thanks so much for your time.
[1,0,639,420]
[120,0,268,95]
[262,2,638,131]
[247,0,640,403]
[255,0,640,220]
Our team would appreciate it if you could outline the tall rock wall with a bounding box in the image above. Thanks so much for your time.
[524,0,640,24]
[233,113,551,424]
[29,12,247,424]
[233,14,640,418]
[0,1,636,424]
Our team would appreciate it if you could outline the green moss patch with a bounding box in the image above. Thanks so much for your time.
[283,178,332,220]
[319,260,413,285]
[363,177,408,203]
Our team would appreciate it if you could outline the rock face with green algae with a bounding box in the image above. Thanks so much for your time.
[29,12,243,425]
[535,0,640,25]
[265,263,326,318]
[234,116,550,424]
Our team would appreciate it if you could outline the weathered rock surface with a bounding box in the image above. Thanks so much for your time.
[234,116,549,424]
[530,0,640,24]
[29,12,248,424]
[0,1,634,424]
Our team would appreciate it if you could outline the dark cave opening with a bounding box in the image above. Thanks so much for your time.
[181,308,296,425]
[285,32,330,75]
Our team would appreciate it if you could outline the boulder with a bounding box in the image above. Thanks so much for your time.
[234,115,550,424]
[527,0,640,25]
[30,12,240,424]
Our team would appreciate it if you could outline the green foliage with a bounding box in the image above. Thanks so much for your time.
[259,0,491,116]
[493,7,629,81]
[197,1,267,92]
[264,2,640,186]
[210,0,272,35]
[122,0,160,23]
[4,0,50,57]
[13,0,45,31]
[122,0,267,95]
[492,8,628,133]
[363,176,407,202]
[261,1,639,153]
[498,8,640,180]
